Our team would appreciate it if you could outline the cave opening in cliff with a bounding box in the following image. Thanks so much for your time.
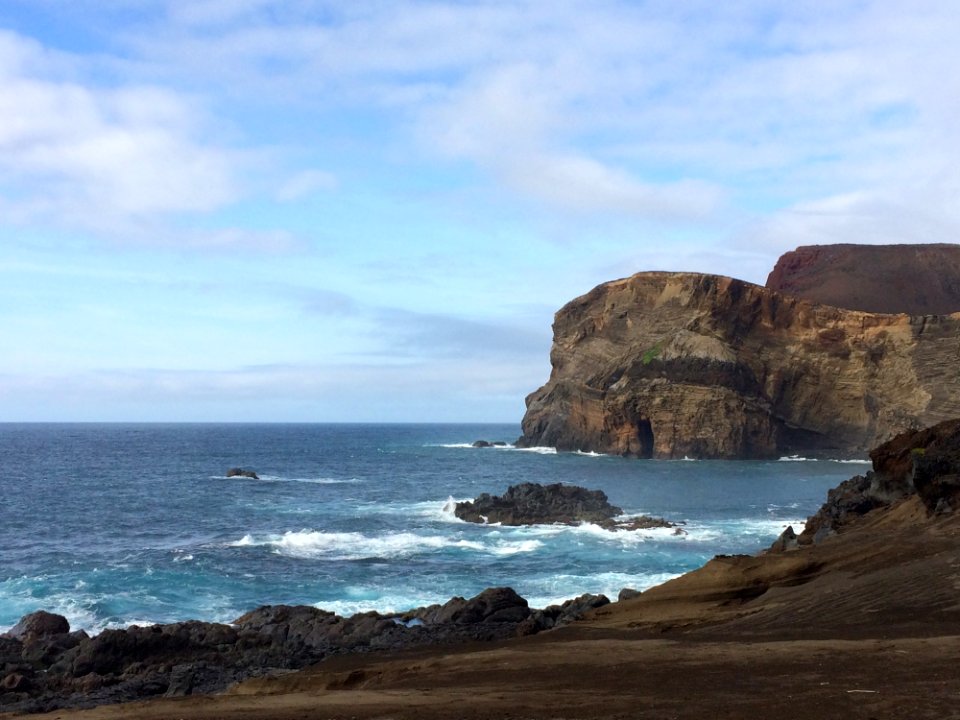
[637,419,654,459]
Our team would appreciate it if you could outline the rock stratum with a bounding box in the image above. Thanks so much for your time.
[766,243,960,315]
[518,271,960,458]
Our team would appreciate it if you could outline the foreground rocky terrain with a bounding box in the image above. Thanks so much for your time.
[0,587,608,715]
[518,270,960,457]
[5,419,960,719]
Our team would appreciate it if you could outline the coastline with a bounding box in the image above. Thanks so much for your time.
[5,491,959,720]
[5,420,960,718]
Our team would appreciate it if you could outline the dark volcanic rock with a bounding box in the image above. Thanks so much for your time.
[226,467,259,479]
[4,611,70,640]
[766,243,960,315]
[455,483,623,525]
[519,593,610,635]
[0,586,576,715]
[436,587,530,625]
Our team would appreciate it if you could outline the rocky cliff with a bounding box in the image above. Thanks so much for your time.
[766,243,960,314]
[518,271,960,458]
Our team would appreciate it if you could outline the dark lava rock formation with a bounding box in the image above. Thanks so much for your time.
[226,468,259,479]
[518,271,960,458]
[454,482,676,530]
[0,587,608,714]
[454,482,622,525]
[766,243,960,315]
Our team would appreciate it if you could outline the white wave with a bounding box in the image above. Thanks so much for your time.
[574,450,606,457]
[778,455,817,462]
[373,496,473,523]
[427,442,515,449]
[680,456,698,461]
[513,446,557,454]
[312,591,447,617]
[829,459,872,464]
[229,530,542,560]
[211,473,362,484]
[523,571,683,609]
[172,553,194,563]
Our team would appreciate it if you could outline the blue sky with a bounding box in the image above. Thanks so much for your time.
[1,1,958,422]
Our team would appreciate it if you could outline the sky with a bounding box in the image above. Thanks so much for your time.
[1,0,959,422]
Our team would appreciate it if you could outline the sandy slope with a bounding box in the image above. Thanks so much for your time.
[10,495,960,720]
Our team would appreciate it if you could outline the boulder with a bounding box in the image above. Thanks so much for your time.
[768,525,799,553]
[4,611,69,641]
[434,588,530,625]
[226,468,259,479]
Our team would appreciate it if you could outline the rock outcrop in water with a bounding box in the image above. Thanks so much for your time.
[454,483,622,525]
[454,482,676,530]
[518,271,960,458]
[766,243,960,315]
[226,468,259,479]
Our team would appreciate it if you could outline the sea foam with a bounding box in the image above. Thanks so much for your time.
[229,530,542,560]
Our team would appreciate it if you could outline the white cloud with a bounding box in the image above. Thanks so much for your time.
[276,169,338,202]
[0,30,238,235]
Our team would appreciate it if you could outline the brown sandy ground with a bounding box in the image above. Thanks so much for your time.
[8,494,960,720]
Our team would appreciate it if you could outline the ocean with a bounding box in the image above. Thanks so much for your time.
[0,423,867,635]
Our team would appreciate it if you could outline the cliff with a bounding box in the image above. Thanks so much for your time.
[766,243,960,314]
[518,271,960,458]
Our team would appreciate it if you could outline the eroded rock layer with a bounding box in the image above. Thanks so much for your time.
[518,271,960,458]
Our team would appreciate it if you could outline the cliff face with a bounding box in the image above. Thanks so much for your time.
[518,272,960,458]
[766,243,960,314]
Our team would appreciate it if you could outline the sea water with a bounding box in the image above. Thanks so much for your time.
[0,423,866,634]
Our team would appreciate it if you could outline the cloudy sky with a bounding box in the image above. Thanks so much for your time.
[1,1,958,422]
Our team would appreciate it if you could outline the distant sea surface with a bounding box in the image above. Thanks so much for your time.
[0,423,867,634]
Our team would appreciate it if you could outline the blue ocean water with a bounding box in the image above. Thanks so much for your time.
[0,423,866,634]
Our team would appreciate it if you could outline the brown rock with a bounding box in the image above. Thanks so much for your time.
[766,243,960,315]
[518,271,960,458]
[4,611,69,640]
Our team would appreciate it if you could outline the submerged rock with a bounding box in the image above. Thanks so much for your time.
[471,440,508,448]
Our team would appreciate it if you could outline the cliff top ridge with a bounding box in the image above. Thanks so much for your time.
[766,243,960,315]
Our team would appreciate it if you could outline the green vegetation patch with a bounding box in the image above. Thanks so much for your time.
[641,342,663,366]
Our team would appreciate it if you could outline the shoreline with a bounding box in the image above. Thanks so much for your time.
[6,420,960,718]
[5,489,959,720]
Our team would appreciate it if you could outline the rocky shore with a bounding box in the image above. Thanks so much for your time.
[5,420,960,719]
[0,585,610,714]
